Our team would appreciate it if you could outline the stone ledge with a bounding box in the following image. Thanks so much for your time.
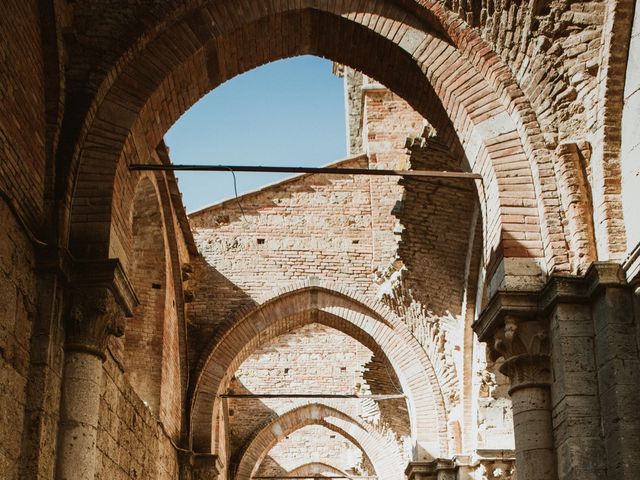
[473,262,628,343]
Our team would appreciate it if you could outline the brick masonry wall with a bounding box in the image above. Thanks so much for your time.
[66,1,564,279]
[106,169,186,443]
[189,155,377,325]
[124,178,167,416]
[2,2,639,479]
[256,425,373,477]
[0,0,46,227]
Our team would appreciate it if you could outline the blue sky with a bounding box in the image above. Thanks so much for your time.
[164,55,347,213]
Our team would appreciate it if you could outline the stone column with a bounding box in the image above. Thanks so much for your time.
[56,261,137,480]
[548,298,605,480]
[490,316,557,480]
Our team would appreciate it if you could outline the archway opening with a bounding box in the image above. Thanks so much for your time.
[223,322,412,476]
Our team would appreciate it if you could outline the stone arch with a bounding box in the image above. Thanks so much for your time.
[124,175,168,414]
[66,0,568,287]
[235,404,401,480]
[191,281,448,459]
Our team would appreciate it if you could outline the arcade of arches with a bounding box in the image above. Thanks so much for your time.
[1,1,640,480]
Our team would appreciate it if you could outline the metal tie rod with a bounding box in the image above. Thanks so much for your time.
[129,163,482,180]
[219,393,405,400]
[252,476,378,479]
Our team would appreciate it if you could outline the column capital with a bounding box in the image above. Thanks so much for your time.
[65,259,138,360]
[179,452,223,480]
[405,459,456,480]
[490,316,551,392]
[474,262,628,343]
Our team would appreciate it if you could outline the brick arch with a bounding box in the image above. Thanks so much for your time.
[67,0,564,281]
[122,172,186,437]
[287,462,350,477]
[191,284,447,459]
[124,175,168,415]
[235,404,402,480]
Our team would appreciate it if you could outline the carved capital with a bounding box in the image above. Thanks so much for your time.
[65,259,138,360]
[490,316,551,391]
[500,354,552,392]
[65,286,125,359]
[179,453,223,480]
[490,316,550,360]
[478,458,516,480]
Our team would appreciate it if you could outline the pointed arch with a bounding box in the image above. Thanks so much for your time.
[65,0,568,297]
[235,404,401,480]
[191,281,448,459]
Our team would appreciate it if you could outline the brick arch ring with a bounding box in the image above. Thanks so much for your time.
[68,0,568,282]
[234,403,403,480]
[286,462,352,477]
[190,281,449,459]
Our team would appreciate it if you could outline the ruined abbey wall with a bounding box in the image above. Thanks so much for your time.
[188,84,513,470]
[1,1,639,479]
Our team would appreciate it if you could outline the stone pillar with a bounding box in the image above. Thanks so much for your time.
[55,261,137,480]
[588,264,640,480]
[405,459,457,480]
[544,270,608,480]
[490,316,557,480]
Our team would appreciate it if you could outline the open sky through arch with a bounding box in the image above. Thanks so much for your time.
[164,56,347,213]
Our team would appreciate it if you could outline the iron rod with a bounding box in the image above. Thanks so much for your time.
[252,476,378,479]
[129,163,482,180]
[219,393,405,399]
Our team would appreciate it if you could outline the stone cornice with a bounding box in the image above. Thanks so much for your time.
[473,290,539,342]
[405,459,456,478]
[474,262,628,343]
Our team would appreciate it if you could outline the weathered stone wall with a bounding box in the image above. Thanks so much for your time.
[0,2,51,479]
[0,207,39,479]
[97,355,180,479]
[340,65,365,156]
